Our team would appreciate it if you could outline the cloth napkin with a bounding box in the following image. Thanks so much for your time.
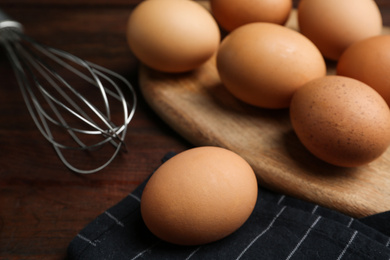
[67,152,390,259]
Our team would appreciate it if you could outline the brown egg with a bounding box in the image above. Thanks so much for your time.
[140,146,258,246]
[210,0,292,32]
[337,35,390,107]
[298,0,382,61]
[216,22,326,109]
[290,76,390,167]
[126,0,220,73]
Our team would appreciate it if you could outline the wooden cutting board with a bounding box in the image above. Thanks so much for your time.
[139,6,390,218]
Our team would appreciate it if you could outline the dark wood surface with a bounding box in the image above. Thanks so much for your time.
[0,1,389,259]
[0,1,191,259]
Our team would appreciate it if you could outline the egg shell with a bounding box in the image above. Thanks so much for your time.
[126,0,220,73]
[298,0,382,61]
[210,0,292,32]
[140,146,258,246]
[290,75,390,167]
[216,22,326,109]
[337,35,390,107]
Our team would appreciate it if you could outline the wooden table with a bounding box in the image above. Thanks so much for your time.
[0,1,389,259]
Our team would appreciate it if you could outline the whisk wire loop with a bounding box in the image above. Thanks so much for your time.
[0,22,137,174]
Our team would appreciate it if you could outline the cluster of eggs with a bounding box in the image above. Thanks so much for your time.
[126,0,390,246]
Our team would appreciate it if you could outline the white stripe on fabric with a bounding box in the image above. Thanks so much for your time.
[285,216,322,260]
[311,205,319,214]
[128,193,141,202]
[277,195,286,205]
[185,246,202,260]
[336,230,358,260]
[130,242,159,260]
[104,211,124,227]
[77,234,97,247]
[347,218,354,228]
[235,206,287,260]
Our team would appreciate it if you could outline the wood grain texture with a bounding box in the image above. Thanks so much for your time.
[140,8,390,218]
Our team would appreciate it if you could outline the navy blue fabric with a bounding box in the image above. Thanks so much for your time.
[67,152,390,259]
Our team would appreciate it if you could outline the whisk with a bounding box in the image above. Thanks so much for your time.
[0,9,137,174]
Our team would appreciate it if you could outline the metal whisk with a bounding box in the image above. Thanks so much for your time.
[0,9,137,174]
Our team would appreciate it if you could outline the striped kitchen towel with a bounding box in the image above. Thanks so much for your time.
[67,152,390,259]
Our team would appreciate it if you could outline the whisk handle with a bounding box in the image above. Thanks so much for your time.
[0,8,23,31]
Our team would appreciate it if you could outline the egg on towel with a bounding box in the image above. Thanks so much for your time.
[140,146,258,246]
